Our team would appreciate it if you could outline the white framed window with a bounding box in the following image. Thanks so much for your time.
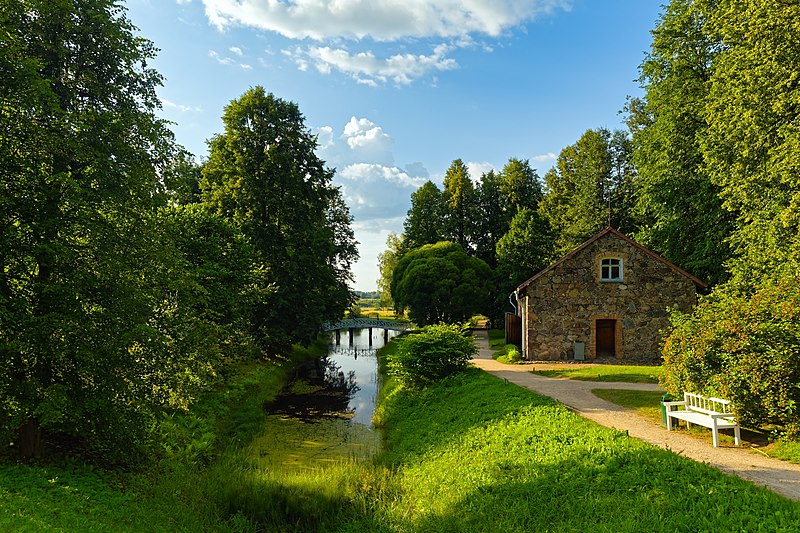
[600,258,623,282]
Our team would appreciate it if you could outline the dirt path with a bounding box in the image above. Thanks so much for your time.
[472,332,800,501]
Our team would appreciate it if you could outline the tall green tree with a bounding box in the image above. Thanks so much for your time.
[701,0,800,288]
[473,170,507,268]
[377,232,406,309]
[0,0,197,461]
[403,180,445,249]
[628,0,731,285]
[201,86,357,355]
[496,209,554,287]
[442,159,477,252]
[391,242,492,326]
[493,208,555,323]
[498,158,543,213]
[541,128,633,254]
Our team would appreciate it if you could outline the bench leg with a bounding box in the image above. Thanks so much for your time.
[712,419,719,448]
[666,413,673,431]
[734,426,741,446]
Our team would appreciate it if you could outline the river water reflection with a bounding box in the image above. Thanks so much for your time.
[250,328,398,471]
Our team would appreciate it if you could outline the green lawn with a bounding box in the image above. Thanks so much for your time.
[365,368,800,531]
[4,347,800,531]
[592,388,664,423]
[531,364,662,383]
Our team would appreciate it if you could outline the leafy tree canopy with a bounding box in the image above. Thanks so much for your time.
[499,158,543,213]
[0,0,196,462]
[201,86,357,354]
[628,0,732,285]
[540,128,635,255]
[403,180,445,250]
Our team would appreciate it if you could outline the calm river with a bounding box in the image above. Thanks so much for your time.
[249,327,399,471]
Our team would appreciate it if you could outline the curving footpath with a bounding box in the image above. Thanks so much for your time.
[472,332,800,501]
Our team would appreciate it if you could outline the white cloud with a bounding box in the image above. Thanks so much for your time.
[315,117,428,227]
[209,49,253,70]
[229,46,243,56]
[284,43,457,86]
[466,161,496,180]
[316,126,335,149]
[200,0,570,41]
[208,49,234,65]
[335,163,425,225]
[342,117,393,161]
[532,152,557,162]
[340,163,426,189]
[317,117,394,167]
[160,97,203,113]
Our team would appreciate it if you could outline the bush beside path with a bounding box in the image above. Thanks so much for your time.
[471,331,800,501]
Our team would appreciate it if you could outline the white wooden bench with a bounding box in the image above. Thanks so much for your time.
[664,392,741,447]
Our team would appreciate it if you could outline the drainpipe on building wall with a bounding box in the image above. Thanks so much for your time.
[508,291,518,315]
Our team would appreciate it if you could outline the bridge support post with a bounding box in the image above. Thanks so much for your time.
[368,327,373,346]
[348,328,354,345]
[335,329,341,345]
[384,329,389,344]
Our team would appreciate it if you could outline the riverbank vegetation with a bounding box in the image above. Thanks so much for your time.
[5,341,800,531]
[0,1,356,465]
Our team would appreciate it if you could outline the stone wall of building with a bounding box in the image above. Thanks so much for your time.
[519,232,699,363]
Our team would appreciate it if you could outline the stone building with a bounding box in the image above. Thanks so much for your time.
[515,227,706,362]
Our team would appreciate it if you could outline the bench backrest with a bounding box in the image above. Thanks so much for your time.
[683,392,733,415]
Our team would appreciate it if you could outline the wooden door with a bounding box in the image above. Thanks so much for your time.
[596,319,616,357]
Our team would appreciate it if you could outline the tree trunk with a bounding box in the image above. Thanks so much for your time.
[18,418,43,460]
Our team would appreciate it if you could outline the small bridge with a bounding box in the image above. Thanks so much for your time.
[321,317,413,332]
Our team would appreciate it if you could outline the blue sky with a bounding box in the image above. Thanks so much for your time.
[125,0,663,291]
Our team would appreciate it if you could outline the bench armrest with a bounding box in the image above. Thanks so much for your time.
[662,401,687,408]
[709,413,736,420]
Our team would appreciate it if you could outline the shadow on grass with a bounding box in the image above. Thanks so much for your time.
[372,368,800,532]
[410,445,800,532]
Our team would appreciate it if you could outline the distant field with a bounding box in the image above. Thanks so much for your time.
[357,306,407,320]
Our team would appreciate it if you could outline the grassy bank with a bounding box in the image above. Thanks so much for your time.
[362,368,800,531]
[4,340,800,531]
[0,341,323,532]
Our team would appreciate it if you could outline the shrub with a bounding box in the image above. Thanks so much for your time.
[387,324,477,388]
[505,346,522,363]
[661,277,800,438]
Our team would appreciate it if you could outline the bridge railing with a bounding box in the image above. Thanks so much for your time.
[321,317,413,332]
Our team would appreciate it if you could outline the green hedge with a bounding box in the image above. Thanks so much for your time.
[661,277,800,438]
[387,324,476,388]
